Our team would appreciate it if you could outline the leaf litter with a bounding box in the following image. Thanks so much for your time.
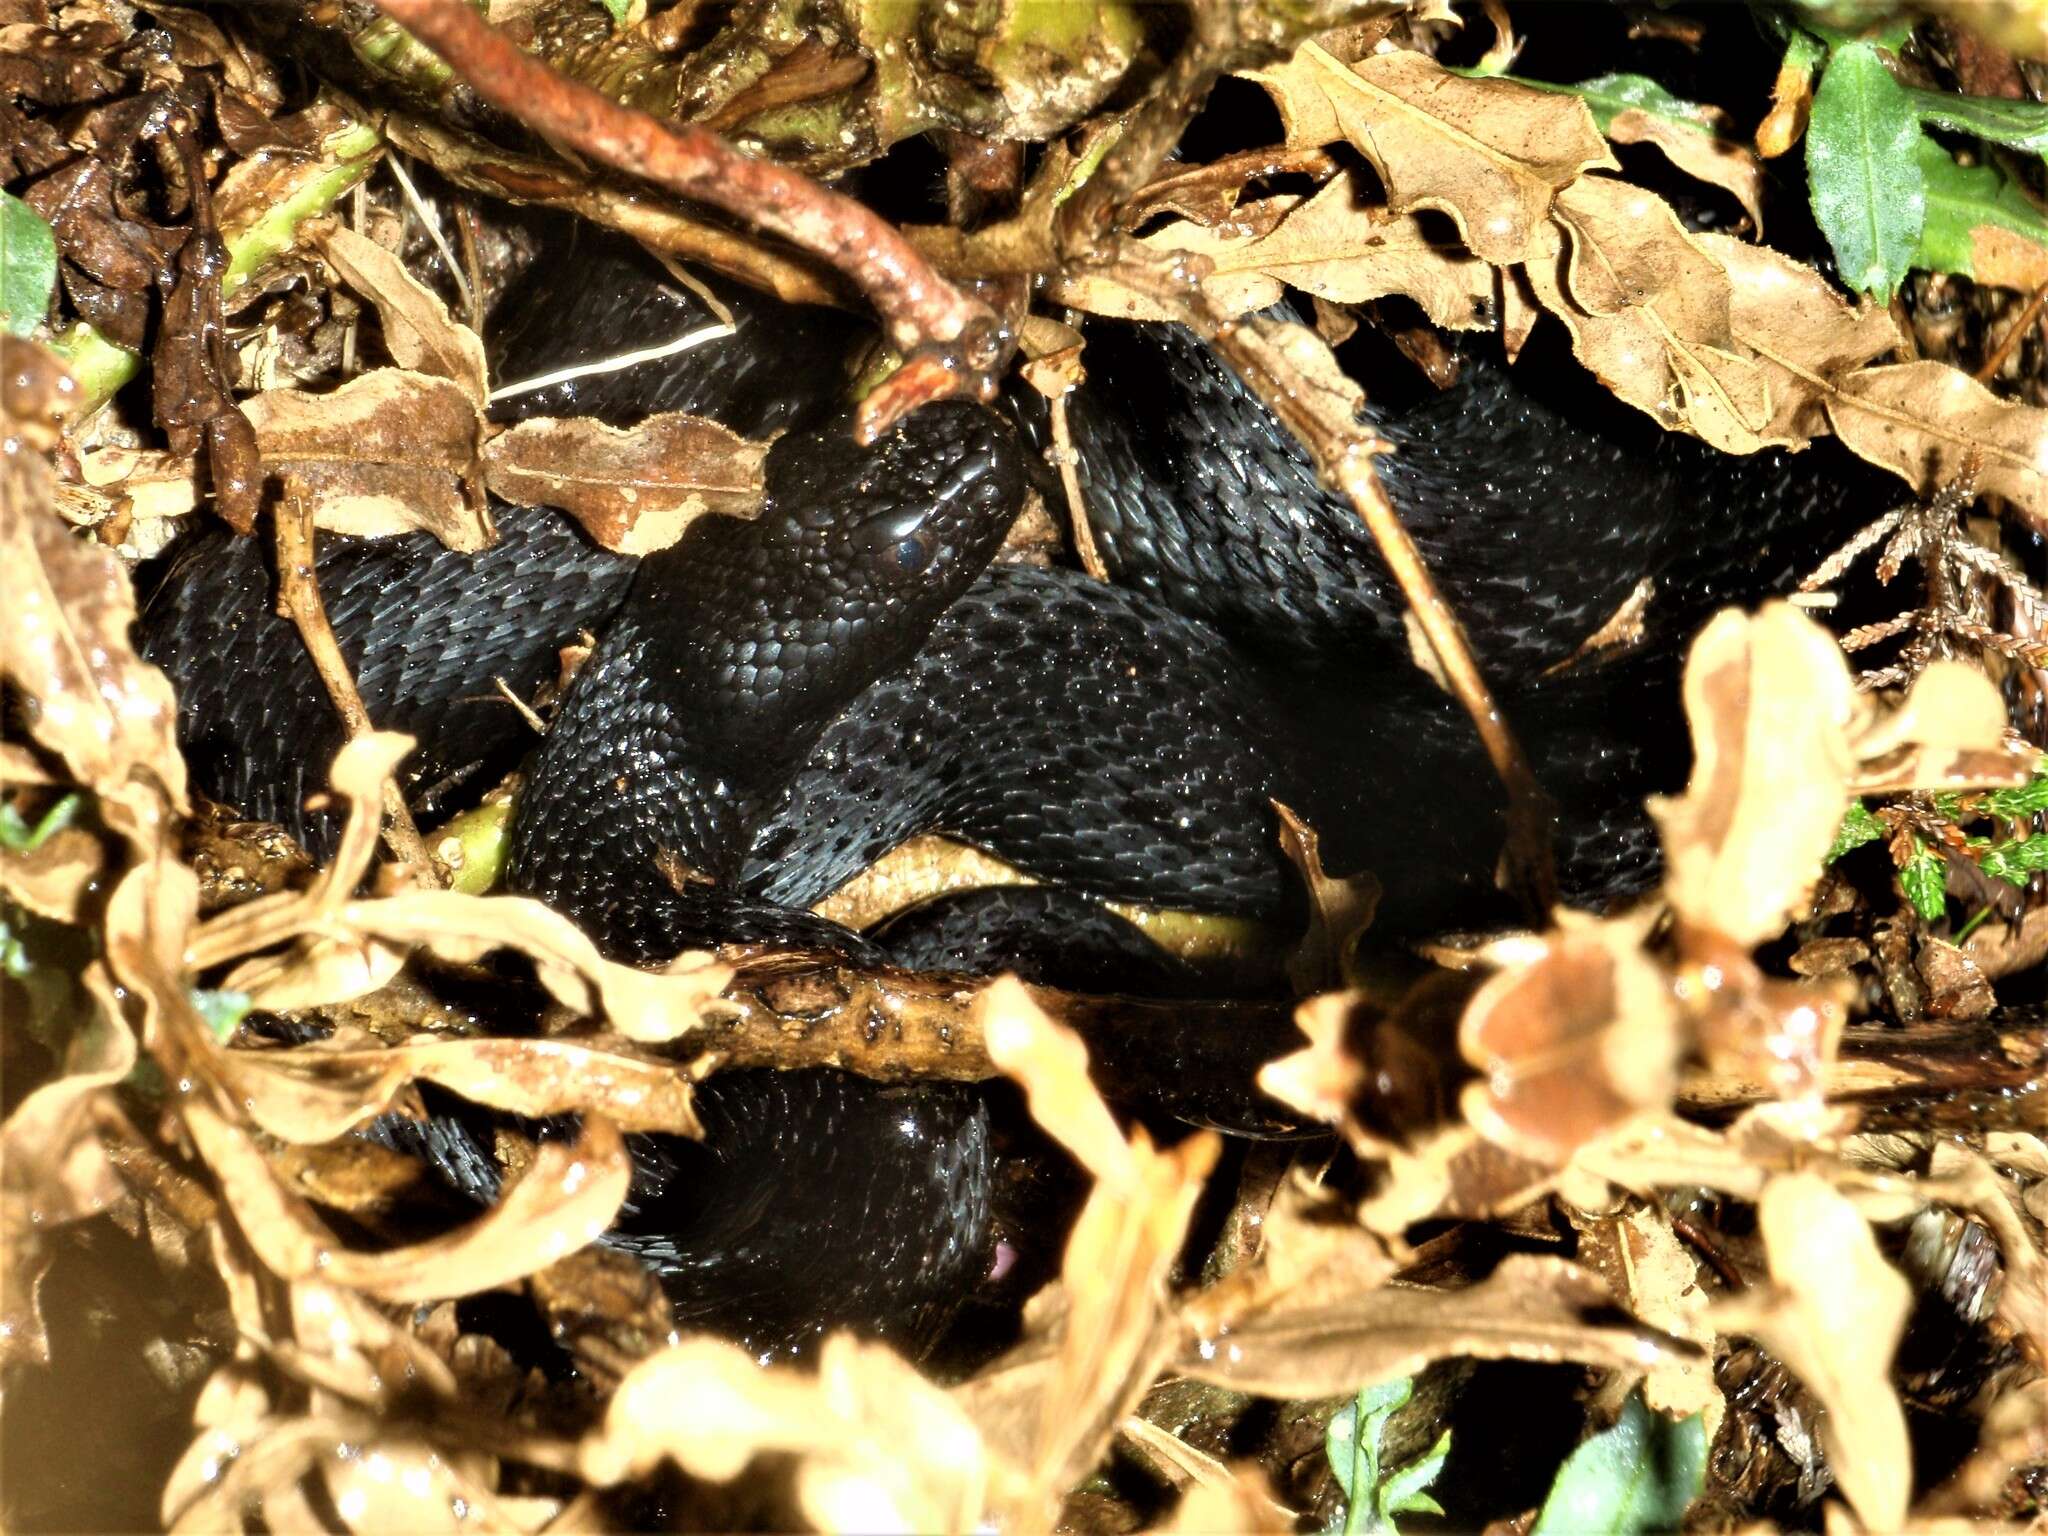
[3,1,2047,1532]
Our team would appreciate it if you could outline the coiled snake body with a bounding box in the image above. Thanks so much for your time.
[141,233,1876,1355]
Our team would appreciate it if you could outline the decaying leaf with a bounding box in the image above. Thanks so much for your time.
[977,973,1132,1187]
[1174,1252,1690,1401]
[1606,107,1766,232]
[1650,604,1858,947]
[309,220,486,405]
[1573,1205,1719,1426]
[1458,912,1681,1165]
[242,368,491,548]
[1710,1175,1912,1533]
[1250,44,1615,265]
[1,436,187,842]
[1826,359,2048,522]
[483,411,767,554]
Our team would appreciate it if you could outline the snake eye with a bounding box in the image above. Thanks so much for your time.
[891,534,933,574]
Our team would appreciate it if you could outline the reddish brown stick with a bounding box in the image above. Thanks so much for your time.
[367,0,997,417]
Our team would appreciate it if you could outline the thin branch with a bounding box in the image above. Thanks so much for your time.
[272,477,435,877]
[366,0,998,432]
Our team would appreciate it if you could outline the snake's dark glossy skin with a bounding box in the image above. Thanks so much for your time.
[140,232,1877,1356]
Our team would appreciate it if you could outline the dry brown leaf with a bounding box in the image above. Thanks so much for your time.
[1849,658,2027,794]
[1528,178,1773,453]
[1574,1205,1718,1425]
[1121,1419,1295,1533]
[1117,182,1494,331]
[0,453,186,843]
[1703,235,1902,444]
[184,1098,631,1302]
[1008,1130,1219,1519]
[978,973,1132,1187]
[1174,1251,1687,1400]
[1248,44,1615,265]
[482,411,766,555]
[1275,801,1381,992]
[583,1332,1009,1530]
[221,1035,701,1143]
[0,820,104,922]
[1826,360,2048,519]
[243,369,491,550]
[1199,1173,1400,1321]
[310,221,487,406]
[1710,1175,1912,1533]
[1649,604,1858,947]
[1257,990,1367,1135]
[71,443,205,528]
[1607,109,1766,232]
[1458,913,1681,1165]
[1971,223,2048,291]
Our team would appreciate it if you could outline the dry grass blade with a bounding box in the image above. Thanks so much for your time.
[1173,1252,1692,1400]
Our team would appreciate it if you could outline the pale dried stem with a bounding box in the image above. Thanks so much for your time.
[1049,391,1110,582]
[271,483,435,875]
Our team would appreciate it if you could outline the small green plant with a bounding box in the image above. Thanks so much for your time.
[1324,1376,1451,1536]
[1530,1390,1706,1536]
[1828,767,2048,922]
[0,190,58,338]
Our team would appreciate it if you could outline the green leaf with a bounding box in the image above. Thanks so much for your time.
[1981,833,2048,886]
[0,793,82,853]
[1901,839,1948,921]
[1914,137,2048,279]
[1530,1392,1707,1536]
[190,988,252,1042]
[1909,87,2048,154]
[594,0,630,23]
[1826,801,1885,863]
[1983,769,2048,818]
[0,191,59,339]
[1378,1428,1451,1520]
[1806,42,1927,300]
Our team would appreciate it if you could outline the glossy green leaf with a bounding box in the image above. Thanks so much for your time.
[1901,839,1948,921]
[1910,87,2048,154]
[1826,801,1885,863]
[0,191,59,339]
[1325,1377,1449,1536]
[1530,1392,1706,1536]
[1914,137,2048,279]
[1806,41,1927,300]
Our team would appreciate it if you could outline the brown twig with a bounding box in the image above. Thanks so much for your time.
[1202,305,1559,914]
[1974,278,2048,383]
[366,0,998,434]
[272,478,435,876]
[700,953,1312,1136]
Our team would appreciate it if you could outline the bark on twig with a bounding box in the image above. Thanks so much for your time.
[272,478,435,875]
[366,0,999,433]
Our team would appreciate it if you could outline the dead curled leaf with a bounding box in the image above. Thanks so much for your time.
[1249,44,1615,265]
[220,1036,702,1143]
[483,411,767,555]
[1710,1175,1912,1533]
[1172,1252,1691,1400]
[1826,360,2048,521]
[184,1097,631,1303]
[0,446,187,842]
[242,368,491,549]
[584,1332,1010,1530]
[1605,108,1765,233]
[309,221,488,406]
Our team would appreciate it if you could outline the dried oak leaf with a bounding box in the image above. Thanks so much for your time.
[0,440,187,841]
[1172,1251,1690,1401]
[1710,1174,1912,1533]
[1607,108,1766,233]
[1649,604,1858,947]
[483,411,766,555]
[1458,912,1681,1165]
[242,368,490,549]
[1247,43,1615,265]
[1703,234,1902,444]
[1528,177,1772,454]
[1825,359,2048,522]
